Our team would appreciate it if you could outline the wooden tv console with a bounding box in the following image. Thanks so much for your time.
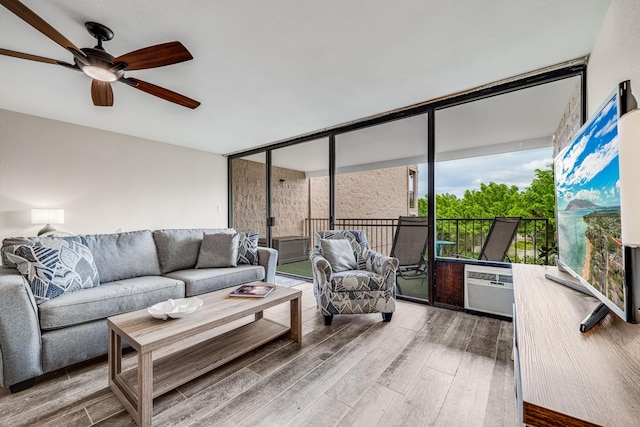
[512,264,640,426]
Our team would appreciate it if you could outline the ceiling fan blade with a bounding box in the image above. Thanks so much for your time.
[114,42,193,71]
[0,0,81,54]
[121,77,200,109]
[91,80,114,107]
[0,47,75,67]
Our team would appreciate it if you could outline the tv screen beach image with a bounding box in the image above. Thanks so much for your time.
[554,93,625,311]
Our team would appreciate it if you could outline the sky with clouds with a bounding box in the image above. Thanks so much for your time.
[554,94,619,210]
[417,147,553,199]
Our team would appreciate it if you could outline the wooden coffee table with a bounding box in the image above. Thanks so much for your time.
[107,282,302,427]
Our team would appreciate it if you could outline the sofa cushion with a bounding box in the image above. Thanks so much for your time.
[153,228,236,274]
[237,231,259,265]
[7,239,100,304]
[164,265,265,297]
[85,230,160,283]
[38,276,185,330]
[196,233,240,268]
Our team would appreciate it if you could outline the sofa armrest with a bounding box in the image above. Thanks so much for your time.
[257,247,278,284]
[0,268,43,388]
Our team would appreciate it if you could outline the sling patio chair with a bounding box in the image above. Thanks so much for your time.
[390,216,430,292]
[476,216,522,262]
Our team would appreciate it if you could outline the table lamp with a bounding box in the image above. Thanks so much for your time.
[31,209,65,236]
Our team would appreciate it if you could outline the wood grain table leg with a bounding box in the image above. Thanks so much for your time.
[255,310,264,321]
[108,326,122,383]
[138,351,153,427]
[290,296,302,343]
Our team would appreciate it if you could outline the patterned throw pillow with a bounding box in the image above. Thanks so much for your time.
[6,239,100,304]
[237,231,259,265]
[2,235,87,269]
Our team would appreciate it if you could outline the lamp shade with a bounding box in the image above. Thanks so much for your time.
[31,209,64,225]
[618,109,640,246]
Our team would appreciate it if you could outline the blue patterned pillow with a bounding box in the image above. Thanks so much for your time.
[6,239,100,304]
[237,231,259,265]
[2,235,87,269]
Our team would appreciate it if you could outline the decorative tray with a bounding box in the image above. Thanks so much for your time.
[147,297,203,320]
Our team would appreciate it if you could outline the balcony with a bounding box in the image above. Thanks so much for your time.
[300,217,552,264]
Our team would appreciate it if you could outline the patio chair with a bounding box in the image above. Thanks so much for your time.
[476,217,522,262]
[309,230,399,326]
[390,216,429,283]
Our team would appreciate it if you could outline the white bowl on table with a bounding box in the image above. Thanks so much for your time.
[148,297,203,320]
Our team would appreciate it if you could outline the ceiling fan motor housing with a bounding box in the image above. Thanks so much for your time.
[75,47,124,81]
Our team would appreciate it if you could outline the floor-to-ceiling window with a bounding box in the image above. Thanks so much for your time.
[228,62,586,305]
[434,76,582,263]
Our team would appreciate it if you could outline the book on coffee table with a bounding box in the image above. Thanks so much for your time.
[229,284,276,298]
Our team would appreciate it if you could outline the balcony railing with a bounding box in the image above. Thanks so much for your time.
[304,217,552,265]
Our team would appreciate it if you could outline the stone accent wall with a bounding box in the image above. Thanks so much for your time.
[231,158,309,237]
[272,166,309,237]
[553,83,582,157]
[231,158,267,236]
[309,176,329,218]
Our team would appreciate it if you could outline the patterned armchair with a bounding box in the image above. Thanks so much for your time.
[309,230,399,326]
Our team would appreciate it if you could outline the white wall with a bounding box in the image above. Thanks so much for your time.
[0,109,228,243]
[587,0,640,115]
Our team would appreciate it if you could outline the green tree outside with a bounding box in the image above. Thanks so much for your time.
[419,164,556,262]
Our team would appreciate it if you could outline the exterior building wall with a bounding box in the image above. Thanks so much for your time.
[233,159,416,252]
[310,166,413,219]
[272,166,309,237]
[231,158,308,238]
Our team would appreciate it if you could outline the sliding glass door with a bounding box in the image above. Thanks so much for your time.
[270,138,329,278]
[335,114,429,300]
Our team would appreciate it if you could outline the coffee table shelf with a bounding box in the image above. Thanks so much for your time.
[115,318,289,399]
[107,283,302,426]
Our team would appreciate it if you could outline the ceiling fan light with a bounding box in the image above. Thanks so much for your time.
[82,65,118,82]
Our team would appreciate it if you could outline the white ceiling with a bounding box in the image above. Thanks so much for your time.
[247,76,580,175]
[0,1,610,156]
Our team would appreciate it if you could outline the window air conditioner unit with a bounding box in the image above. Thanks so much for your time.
[464,264,514,318]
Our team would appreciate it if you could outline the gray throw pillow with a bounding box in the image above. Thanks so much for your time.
[320,238,357,272]
[196,233,240,268]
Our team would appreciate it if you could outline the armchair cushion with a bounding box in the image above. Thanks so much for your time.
[332,270,386,292]
[320,238,357,272]
[314,230,369,269]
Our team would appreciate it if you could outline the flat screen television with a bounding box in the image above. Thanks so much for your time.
[554,81,635,324]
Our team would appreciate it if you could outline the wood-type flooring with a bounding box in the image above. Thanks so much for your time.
[0,282,517,426]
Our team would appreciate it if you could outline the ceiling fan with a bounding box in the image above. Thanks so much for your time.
[0,0,200,109]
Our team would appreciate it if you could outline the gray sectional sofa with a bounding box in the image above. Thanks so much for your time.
[0,228,278,392]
